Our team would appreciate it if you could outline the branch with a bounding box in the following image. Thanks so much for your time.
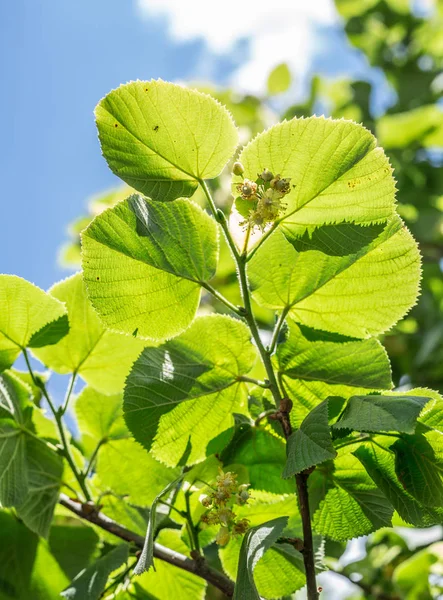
[58,494,235,597]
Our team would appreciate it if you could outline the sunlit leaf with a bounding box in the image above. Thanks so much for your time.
[0,275,68,371]
[96,80,238,200]
[32,273,147,394]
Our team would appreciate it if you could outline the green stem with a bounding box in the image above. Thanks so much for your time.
[200,281,243,316]
[236,375,270,388]
[184,490,201,555]
[200,180,319,597]
[246,221,279,262]
[23,349,91,501]
[60,371,77,415]
[268,307,290,355]
[158,500,187,519]
[83,438,106,479]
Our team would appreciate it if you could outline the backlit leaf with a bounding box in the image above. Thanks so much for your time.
[0,275,68,371]
[32,274,147,395]
[82,195,218,341]
[96,80,238,201]
[124,315,256,466]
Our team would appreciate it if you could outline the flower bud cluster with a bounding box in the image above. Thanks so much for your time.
[234,167,293,232]
[199,468,251,547]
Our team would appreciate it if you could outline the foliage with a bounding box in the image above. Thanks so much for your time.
[2,3,443,598]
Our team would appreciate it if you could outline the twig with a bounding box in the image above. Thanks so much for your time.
[59,494,235,597]
[23,349,91,501]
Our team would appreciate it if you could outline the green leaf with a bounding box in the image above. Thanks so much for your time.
[32,273,147,395]
[393,434,443,508]
[236,116,396,237]
[249,217,420,338]
[267,63,292,95]
[233,516,288,600]
[75,387,127,456]
[0,370,32,422]
[221,425,294,494]
[335,0,379,17]
[81,195,218,341]
[311,448,393,541]
[0,510,69,600]
[49,524,100,580]
[134,529,206,600]
[334,394,431,434]
[0,275,68,371]
[392,543,442,599]
[96,437,179,506]
[124,315,256,466]
[0,419,27,507]
[16,436,63,538]
[283,400,336,478]
[377,105,443,149]
[95,80,238,201]
[134,476,183,575]
[355,440,442,527]
[276,321,392,426]
[221,534,306,600]
[61,544,129,600]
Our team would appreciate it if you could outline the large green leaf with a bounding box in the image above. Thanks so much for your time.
[61,544,129,600]
[0,372,31,507]
[392,543,442,599]
[124,315,256,466]
[377,105,443,149]
[235,116,396,237]
[0,373,62,533]
[276,321,392,426]
[221,425,294,494]
[0,420,27,507]
[96,437,179,506]
[32,273,147,394]
[0,275,68,371]
[283,400,336,478]
[310,447,393,541]
[134,476,183,575]
[334,394,431,434]
[95,80,238,201]
[355,440,443,527]
[233,517,289,600]
[0,370,31,422]
[393,434,443,508]
[82,195,218,341]
[48,524,100,580]
[249,217,420,338]
[0,510,69,600]
[16,436,63,538]
[221,534,306,600]
[75,387,127,456]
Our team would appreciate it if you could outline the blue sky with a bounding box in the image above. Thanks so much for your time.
[0,0,246,289]
[0,0,383,291]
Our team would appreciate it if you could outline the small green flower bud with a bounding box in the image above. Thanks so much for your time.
[236,180,257,200]
[233,518,250,536]
[236,484,251,505]
[260,168,274,182]
[216,526,231,546]
[214,489,230,504]
[200,495,212,508]
[218,507,236,526]
[275,177,291,194]
[216,469,238,490]
[232,161,245,176]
